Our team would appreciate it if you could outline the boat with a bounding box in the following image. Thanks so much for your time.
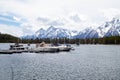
[53,44,72,51]
[9,43,29,52]
[0,43,29,54]
[32,42,73,53]
[32,42,59,53]
[32,47,59,53]
[0,50,13,54]
[0,42,74,54]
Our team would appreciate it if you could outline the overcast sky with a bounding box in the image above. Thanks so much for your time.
[0,0,120,37]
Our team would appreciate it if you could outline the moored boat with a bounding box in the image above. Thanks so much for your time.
[9,43,28,52]
[32,42,59,53]
[33,42,74,52]
[0,43,29,54]
[54,44,72,51]
[0,42,74,54]
[0,50,13,54]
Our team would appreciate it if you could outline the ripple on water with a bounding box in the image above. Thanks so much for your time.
[0,44,120,80]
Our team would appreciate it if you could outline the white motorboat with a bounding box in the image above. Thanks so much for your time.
[32,46,59,53]
[9,43,28,53]
[55,44,72,51]
[0,43,29,54]
[32,42,59,53]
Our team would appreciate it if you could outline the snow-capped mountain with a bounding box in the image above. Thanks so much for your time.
[75,18,120,39]
[22,18,120,39]
[22,26,78,39]
[34,28,45,38]
[96,18,120,37]
[44,26,71,38]
[104,18,120,36]
[44,26,79,38]
[74,27,98,39]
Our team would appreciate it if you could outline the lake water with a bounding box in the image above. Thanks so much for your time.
[0,43,120,80]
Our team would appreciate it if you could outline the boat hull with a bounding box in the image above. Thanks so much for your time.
[32,47,59,53]
[58,47,71,51]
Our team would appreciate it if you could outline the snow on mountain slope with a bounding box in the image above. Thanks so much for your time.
[22,26,78,39]
[22,18,120,39]
[34,28,46,38]
[71,30,78,36]
[74,27,98,39]
[44,26,78,38]
[96,18,119,37]
[104,18,120,36]
[75,18,120,39]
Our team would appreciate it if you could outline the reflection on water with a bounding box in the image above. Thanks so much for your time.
[0,44,120,80]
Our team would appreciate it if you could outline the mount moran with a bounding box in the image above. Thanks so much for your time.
[22,18,120,39]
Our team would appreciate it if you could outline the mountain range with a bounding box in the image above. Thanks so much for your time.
[22,26,78,39]
[22,18,120,39]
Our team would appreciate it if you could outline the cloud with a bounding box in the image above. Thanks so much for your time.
[36,17,65,27]
[0,24,23,37]
[37,17,49,23]
[47,20,65,26]
[0,12,25,26]
[69,13,88,23]
[13,16,21,22]
[0,12,34,36]
[0,18,21,27]
[69,14,81,23]
[0,11,100,36]
[0,0,120,37]
[0,23,34,37]
[100,8,120,21]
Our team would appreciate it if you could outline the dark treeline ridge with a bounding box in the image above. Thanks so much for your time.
[0,32,120,44]
[21,36,120,44]
[0,33,19,43]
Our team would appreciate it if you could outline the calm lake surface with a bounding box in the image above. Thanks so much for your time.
[0,43,120,80]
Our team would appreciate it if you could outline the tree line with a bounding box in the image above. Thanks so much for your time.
[0,33,120,44]
[21,36,120,44]
[0,33,19,43]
